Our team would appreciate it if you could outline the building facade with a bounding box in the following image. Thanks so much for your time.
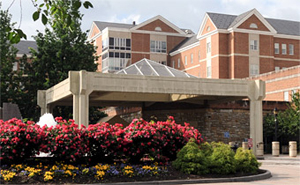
[88,15,194,73]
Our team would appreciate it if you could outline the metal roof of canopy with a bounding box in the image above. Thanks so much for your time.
[116,58,197,78]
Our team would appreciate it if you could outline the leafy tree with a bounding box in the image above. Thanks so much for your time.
[5,0,93,44]
[0,8,25,107]
[23,0,99,120]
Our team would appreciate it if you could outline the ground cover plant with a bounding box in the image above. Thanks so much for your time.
[0,116,263,183]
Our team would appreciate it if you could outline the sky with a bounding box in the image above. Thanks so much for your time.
[2,0,300,41]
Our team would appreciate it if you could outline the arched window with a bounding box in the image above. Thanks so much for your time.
[206,26,211,31]
[155,27,162,31]
[250,23,258,29]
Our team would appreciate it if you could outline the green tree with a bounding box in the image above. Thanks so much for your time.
[23,0,99,120]
[0,8,25,107]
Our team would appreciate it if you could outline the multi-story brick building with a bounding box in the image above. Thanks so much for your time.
[170,8,300,79]
[87,15,194,73]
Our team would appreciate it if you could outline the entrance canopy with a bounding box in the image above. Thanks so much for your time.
[37,68,265,155]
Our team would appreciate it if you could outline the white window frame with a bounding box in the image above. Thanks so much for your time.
[207,59,211,78]
[191,53,193,64]
[13,62,18,71]
[250,64,259,76]
[172,60,175,68]
[282,44,287,55]
[275,66,280,71]
[250,23,258,29]
[185,56,187,65]
[284,91,289,101]
[289,44,294,55]
[150,40,166,53]
[250,40,258,50]
[198,50,201,62]
[274,43,279,54]
[178,58,180,68]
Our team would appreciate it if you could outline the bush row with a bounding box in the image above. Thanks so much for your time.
[172,140,261,175]
[0,117,204,164]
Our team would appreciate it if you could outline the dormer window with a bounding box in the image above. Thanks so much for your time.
[250,23,258,29]
[206,26,211,31]
[155,27,162,31]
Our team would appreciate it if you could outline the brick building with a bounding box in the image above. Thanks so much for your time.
[87,15,194,73]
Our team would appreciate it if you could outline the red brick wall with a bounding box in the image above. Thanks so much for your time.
[132,53,150,63]
[219,56,229,79]
[138,19,179,33]
[219,33,229,55]
[238,14,270,31]
[131,33,150,52]
[211,34,219,56]
[260,58,274,74]
[234,32,248,54]
[234,56,249,78]
[259,35,273,56]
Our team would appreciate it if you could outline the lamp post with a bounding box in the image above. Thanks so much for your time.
[273,108,278,141]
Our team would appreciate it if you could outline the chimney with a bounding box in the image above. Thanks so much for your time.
[133,21,136,25]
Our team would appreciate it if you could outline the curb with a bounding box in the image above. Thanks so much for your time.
[95,169,272,185]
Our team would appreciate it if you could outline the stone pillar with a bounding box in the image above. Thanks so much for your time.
[70,70,92,128]
[248,80,265,156]
[37,90,47,116]
[272,141,280,157]
[289,141,297,157]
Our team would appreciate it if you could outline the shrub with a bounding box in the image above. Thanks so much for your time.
[172,139,209,175]
[208,142,236,174]
[235,148,261,173]
[0,118,43,163]
[40,119,89,162]
[87,122,127,162]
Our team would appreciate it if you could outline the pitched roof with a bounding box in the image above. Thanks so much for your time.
[169,35,198,53]
[93,21,135,31]
[207,11,300,36]
[116,58,197,78]
[13,40,37,55]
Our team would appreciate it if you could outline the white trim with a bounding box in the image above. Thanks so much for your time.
[181,64,201,72]
[274,57,300,62]
[17,54,32,57]
[170,42,199,56]
[106,27,131,33]
[134,64,144,75]
[231,9,277,34]
[197,14,218,39]
[164,66,175,77]
[228,28,275,35]
[88,32,102,42]
[274,34,300,40]
[265,73,300,83]
[266,86,300,95]
[131,51,151,55]
[88,22,98,39]
[130,15,186,35]
[131,29,190,37]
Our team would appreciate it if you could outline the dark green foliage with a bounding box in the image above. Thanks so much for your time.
[172,141,209,175]
[235,148,261,173]
[0,8,26,108]
[208,142,236,175]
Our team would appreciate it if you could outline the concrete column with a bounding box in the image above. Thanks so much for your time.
[289,141,297,157]
[272,141,280,156]
[37,90,47,116]
[248,80,265,156]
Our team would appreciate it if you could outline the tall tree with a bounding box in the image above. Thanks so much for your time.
[24,0,99,120]
[0,8,25,107]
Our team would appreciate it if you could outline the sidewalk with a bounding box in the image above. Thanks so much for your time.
[258,154,300,165]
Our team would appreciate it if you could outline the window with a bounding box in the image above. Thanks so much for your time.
[185,56,187,65]
[284,91,289,101]
[250,23,258,29]
[289,44,294,55]
[206,26,210,32]
[207,42,211,53]
[282,44,286,54]
[108,37,131,50]
[292,89,297,97]
[155,27,162,31]
[207,59,211,78]
[158,61,167,65]
[13,62,18,71]
[250,40,258,50]
[191,54,193,64]
[150,40,167,53]
[198,50,201,62]
[178,58,181,68]
[172,60,175,68]
[250,64,259,76]
[274,43,279,54]
[275,66,280,71]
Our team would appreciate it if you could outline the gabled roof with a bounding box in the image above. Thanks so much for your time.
[169,35,198,53]
[206,9,299,36]
[13,40,37,55]
[93,21,135,31]
[116,58,197,78]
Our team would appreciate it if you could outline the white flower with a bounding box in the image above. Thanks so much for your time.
[37,113,57,127]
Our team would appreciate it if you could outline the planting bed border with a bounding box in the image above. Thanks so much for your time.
[98,169,271,185]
